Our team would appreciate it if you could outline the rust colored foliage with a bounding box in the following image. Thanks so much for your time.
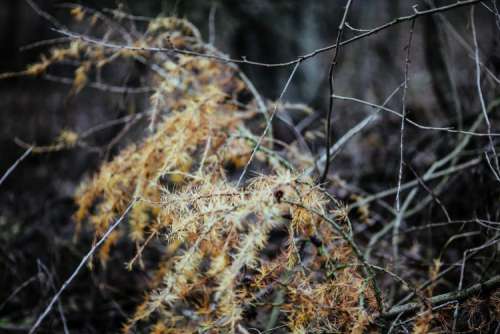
[8,8,377,334]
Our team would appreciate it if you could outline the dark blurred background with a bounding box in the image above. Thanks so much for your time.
[1,0,499,332]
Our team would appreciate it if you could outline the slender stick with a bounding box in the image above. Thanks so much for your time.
[396,18,416,212]
[0,147,32,187]
[236,60,301,187]
[393,19,416,279]
[313,83,405,176]
[331,94,500,136]
[29,199,137,334]
[320,0,354,184]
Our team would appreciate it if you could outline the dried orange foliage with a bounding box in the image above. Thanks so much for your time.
[119,173,378,333]
[11,11,378,334]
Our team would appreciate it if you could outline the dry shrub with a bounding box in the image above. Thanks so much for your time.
[11,9,378,334]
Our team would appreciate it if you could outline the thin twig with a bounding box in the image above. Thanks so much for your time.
[405,162,451,223]
[37,261,70,334]
[351,157,481,210]
[57,3,134,44]
[391,235,500,310]
[401,219,500,234]
[24,0,66,31]
[381,274,500,319]
[236,60,302,187]
[393,18,415,286]
[471,6,500,183]
[395,18,416,212]
[29,199,137,334]
[0,147,32,187]
[452,233,500,333]
[331,94,500,136]
[42,74,153,94]
[313,83,405,175]
[320,0,354,184]
[363,100,499,260]
[0,274,39,312]
[102,8,153,22]
[53,1,481,68]
[238,71,269,121]
[433,5,500,85]
[20,37,71,51]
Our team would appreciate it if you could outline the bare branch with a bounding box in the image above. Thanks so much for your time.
[320,0,354,184]
[331,94,500,136]
[53,1,481,68]
[29,199,137,334]
[0,147,32,188]
[393,19,416,278]
[236,60,302,187]
[381,274,500,319]
[471,6,500,182]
